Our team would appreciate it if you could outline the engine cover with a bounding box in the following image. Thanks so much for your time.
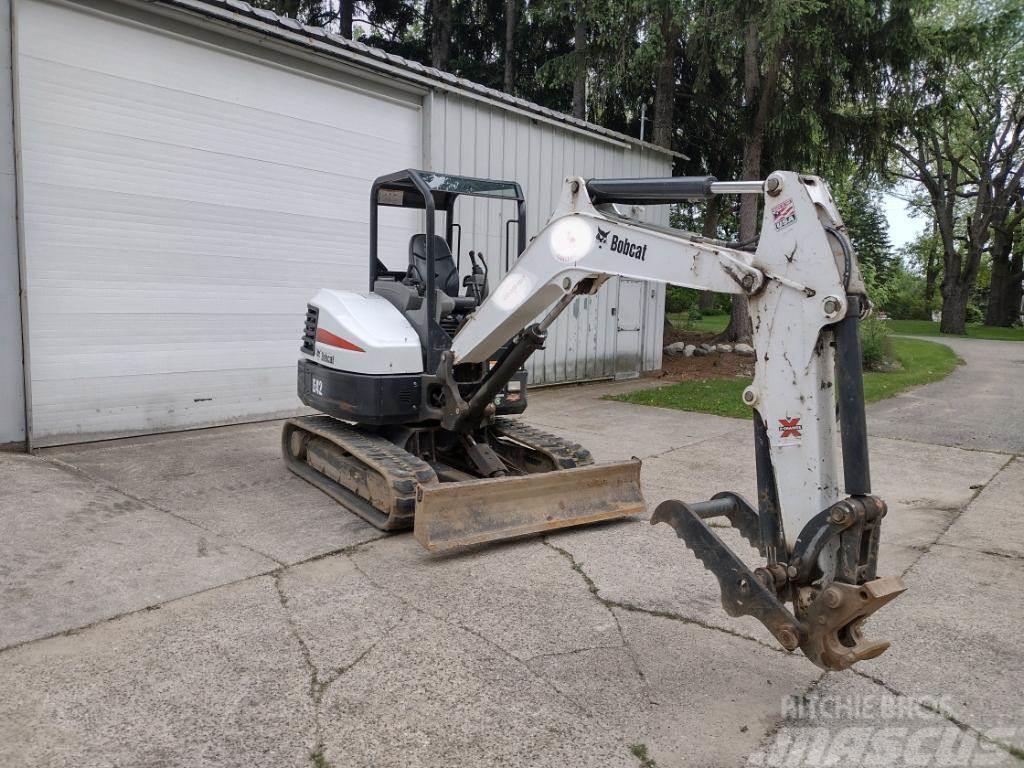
[305,289,423,375]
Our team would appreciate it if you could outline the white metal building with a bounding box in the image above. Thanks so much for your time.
[0,0,675,448]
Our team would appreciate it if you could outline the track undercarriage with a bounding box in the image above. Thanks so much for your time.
[282,415,645,551]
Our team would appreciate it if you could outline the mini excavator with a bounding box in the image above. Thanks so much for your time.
[283,168,905,671]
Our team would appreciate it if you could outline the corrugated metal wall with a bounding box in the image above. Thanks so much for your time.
[426,90,671,385]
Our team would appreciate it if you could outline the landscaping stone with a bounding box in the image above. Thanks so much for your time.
[734,343,755,356]
[717,344,733,353]
[663,342,688,356]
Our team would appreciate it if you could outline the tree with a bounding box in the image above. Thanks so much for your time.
[572,7,587,119]
[890,4,1024,333]
[251,0,338,28]
[651,2,682,149]
[432,0,453,69]
[986,192,1024,325]
[339,0,353,37]
[831,180,895,283]
[683,0,917,342]
[504,0,519,93]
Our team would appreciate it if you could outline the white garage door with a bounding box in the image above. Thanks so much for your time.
[16,0,423,446]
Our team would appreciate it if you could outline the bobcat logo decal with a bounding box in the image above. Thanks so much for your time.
[596,227,610,246]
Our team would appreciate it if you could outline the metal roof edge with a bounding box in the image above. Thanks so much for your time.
[146,0,688,161]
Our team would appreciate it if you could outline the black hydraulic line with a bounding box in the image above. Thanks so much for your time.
[516,199,527,257]
[753,410,785,563]
[834,295,871,495]
[825,226,853,290]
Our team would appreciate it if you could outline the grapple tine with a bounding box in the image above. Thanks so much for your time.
[651,499,804,651]
[414,459,644,553]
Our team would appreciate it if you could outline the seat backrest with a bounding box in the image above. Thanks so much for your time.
[409,234,460,298]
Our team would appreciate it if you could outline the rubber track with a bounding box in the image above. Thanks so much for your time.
[491,418,594,469]
[283,415,436,529]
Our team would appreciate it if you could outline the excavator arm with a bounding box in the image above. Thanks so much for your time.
[443,171,905,671]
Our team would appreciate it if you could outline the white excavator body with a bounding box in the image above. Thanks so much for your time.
[288,168,904,672]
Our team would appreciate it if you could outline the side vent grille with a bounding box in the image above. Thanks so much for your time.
[398,385,418,405]
[301,305,318,354]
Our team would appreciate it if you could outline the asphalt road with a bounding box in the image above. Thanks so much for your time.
[869,335,1024,454]
[1,336,1021,767]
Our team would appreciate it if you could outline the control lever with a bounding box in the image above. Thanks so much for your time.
[463,250,489,302]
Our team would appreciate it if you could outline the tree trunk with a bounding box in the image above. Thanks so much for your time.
[938,233,984,333]
[504,0,518,94]
[431,0,452,70]
[719,22,778,344]
[1008,250,1023,325]
[338,0,353,37]
[698,197,720,311]
[985,205,1021,326]
[651,4,680,148]
[986,245,1011,327]
[923,238,938,314]
[939,282,969,334]
[572,11,587,119]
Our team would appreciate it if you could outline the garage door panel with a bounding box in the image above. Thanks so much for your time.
[23,123,378,219]
[31,341,301,380]
[22,95,418,219]
[18,1,420,145]
[27,281,316,314]
[30,368,302,443]
[30,313,299,346]
[23,182,413,270]
[21,56,419,163]
[19,0,423,445]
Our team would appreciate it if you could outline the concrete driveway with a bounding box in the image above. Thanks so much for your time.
[1,337,1022,767]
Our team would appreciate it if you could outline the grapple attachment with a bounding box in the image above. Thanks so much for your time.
[651,495,905,672]
[414,459,644,553]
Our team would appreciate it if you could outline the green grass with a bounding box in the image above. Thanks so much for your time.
[667,313,1024,341]
[666,312,730,334]
[885,319,1024,341]
[629,744,658,768]
[609,337,961,419]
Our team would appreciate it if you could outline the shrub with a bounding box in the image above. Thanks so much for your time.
[872,270,930,320]
[665,285,690,313]
[966,302,984,325]
[859,315,895,370]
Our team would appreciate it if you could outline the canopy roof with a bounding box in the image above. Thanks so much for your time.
[374,169,524,210]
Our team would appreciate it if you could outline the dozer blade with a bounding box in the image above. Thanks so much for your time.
[414,459,645,553]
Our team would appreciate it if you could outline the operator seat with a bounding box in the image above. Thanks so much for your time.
[409,234,460,298]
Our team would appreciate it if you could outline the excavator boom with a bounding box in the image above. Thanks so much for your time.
[430,171,904,670]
